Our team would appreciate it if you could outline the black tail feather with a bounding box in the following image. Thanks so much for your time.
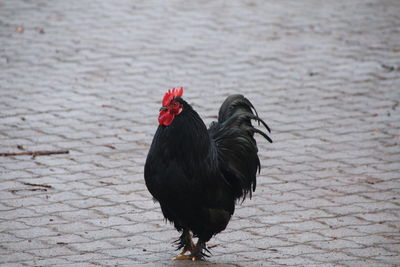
[209,94,272,201]
[253,127,273,143]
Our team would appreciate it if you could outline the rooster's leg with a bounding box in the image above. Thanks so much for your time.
[188,239,210,261]
[172,229,195,260]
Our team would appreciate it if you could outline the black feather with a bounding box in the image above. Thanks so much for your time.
[209,94,272,200]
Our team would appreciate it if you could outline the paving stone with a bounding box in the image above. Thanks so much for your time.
[1,0,399,266]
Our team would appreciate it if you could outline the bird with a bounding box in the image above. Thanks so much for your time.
[144,87,272,261]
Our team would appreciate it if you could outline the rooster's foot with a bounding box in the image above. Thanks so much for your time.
[172,253,197,261]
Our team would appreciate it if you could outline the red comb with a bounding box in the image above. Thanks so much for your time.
[162,87,184,107]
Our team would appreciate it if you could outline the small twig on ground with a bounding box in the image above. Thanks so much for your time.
[10,188,48,194]
[10,183,53,194]
[0,150,69,157]
[22,182,53,189]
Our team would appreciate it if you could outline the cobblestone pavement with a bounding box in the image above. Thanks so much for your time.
[1,0,400,266]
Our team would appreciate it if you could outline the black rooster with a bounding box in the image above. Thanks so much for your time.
[144,88,272,261]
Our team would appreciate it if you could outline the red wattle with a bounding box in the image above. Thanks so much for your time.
[158,110,175,126]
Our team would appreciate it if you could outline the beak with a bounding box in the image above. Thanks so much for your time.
[160,106,168,111]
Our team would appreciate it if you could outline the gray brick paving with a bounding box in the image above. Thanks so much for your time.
[1,0,399,266]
